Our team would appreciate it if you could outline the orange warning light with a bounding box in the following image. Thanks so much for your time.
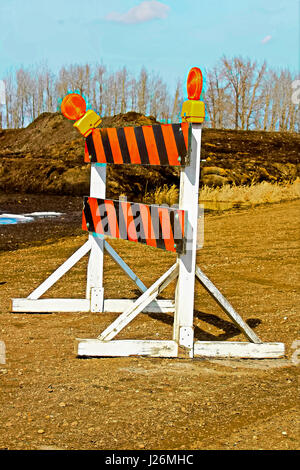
[61,93,86,121]
[187,67,203,100]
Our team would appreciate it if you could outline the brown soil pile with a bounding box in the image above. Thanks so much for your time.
[0,112,299,199]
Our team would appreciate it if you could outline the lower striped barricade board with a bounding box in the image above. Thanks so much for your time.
[82,197,186,254]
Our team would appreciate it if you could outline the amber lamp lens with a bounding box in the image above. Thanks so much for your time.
[187,67,203,100]
[61,93,86,120]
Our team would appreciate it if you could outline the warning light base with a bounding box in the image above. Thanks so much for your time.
[181,100,205,123]
[74,110,102,137]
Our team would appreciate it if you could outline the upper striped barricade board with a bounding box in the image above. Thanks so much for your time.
[84,122,190,166]
[82,197,186,254]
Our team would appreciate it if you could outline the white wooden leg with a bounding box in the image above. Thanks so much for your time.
[90,287,104,313]
[173,124,202,357]
[86,235,104,311]
[86,163,106,310]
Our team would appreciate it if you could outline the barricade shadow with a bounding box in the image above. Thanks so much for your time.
[146,310,261,341]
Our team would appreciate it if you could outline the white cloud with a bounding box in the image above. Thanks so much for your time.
[261,35,272,44]
[106,1,170,24]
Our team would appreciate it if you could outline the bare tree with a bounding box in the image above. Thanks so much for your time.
[204,66,232,128]
[2,59,298,131]
[118,67,128,114]
[171,79,183,122]
[16,68,29,127]
[94,64,106,115]
[128,75,137,111]
[137,67,149,115]
[149,73,163,118]
[221,56,266,130]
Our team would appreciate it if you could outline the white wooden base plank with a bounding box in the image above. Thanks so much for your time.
[193,341,285,359]
[11,298,90,313]
[11,298,175,314]
[76,339,178,357]
[103,299,175,313]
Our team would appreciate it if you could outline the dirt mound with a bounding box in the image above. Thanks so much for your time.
[102,111,158,128]
[201,128,300,185]
[0,112,299,198]
[0,113,80,159]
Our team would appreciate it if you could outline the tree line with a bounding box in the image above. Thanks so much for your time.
[1,56,299,132]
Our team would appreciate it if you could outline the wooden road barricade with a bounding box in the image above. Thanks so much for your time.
[11,67,285,360]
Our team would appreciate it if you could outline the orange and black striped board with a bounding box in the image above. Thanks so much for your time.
[84,122,190,166]
[82,197,186,254]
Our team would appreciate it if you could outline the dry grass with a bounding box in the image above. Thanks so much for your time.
[199,178,300,205]
[143,179,300,208]
[143,184,179,206]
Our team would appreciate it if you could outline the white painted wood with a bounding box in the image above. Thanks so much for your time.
[179,327,194,357]
[103,299,175,313]
[104,241,147,293]
[0,340,5,364]
[86,235,104,304]
[27,240,91,300]
[86,163,106,303]
[196,204,204,250]
[193,341,285,359]
[173,124,202,351]
[90,162,106,198]
[11,297,175,314]
[76,339,179,357]
[195,265,262,344]
[11,298,90,313]
[104,242,177,313]
[91,287,104,312]
[98,263,179,341]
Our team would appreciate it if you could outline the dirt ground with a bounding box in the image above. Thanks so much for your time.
[0,198,299,450]
[0,193,83,252]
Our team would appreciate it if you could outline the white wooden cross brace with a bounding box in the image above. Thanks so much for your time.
[27,240,91,300]
[104,241,175,313]
[98,262,179,341]
[195,265,262,344]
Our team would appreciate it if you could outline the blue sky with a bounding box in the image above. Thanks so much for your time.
[0,0,299,91]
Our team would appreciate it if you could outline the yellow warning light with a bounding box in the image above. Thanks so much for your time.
[187,67,203,101]
[61,92,102,137]
[61,93,86,121]
[181,67,205,123]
